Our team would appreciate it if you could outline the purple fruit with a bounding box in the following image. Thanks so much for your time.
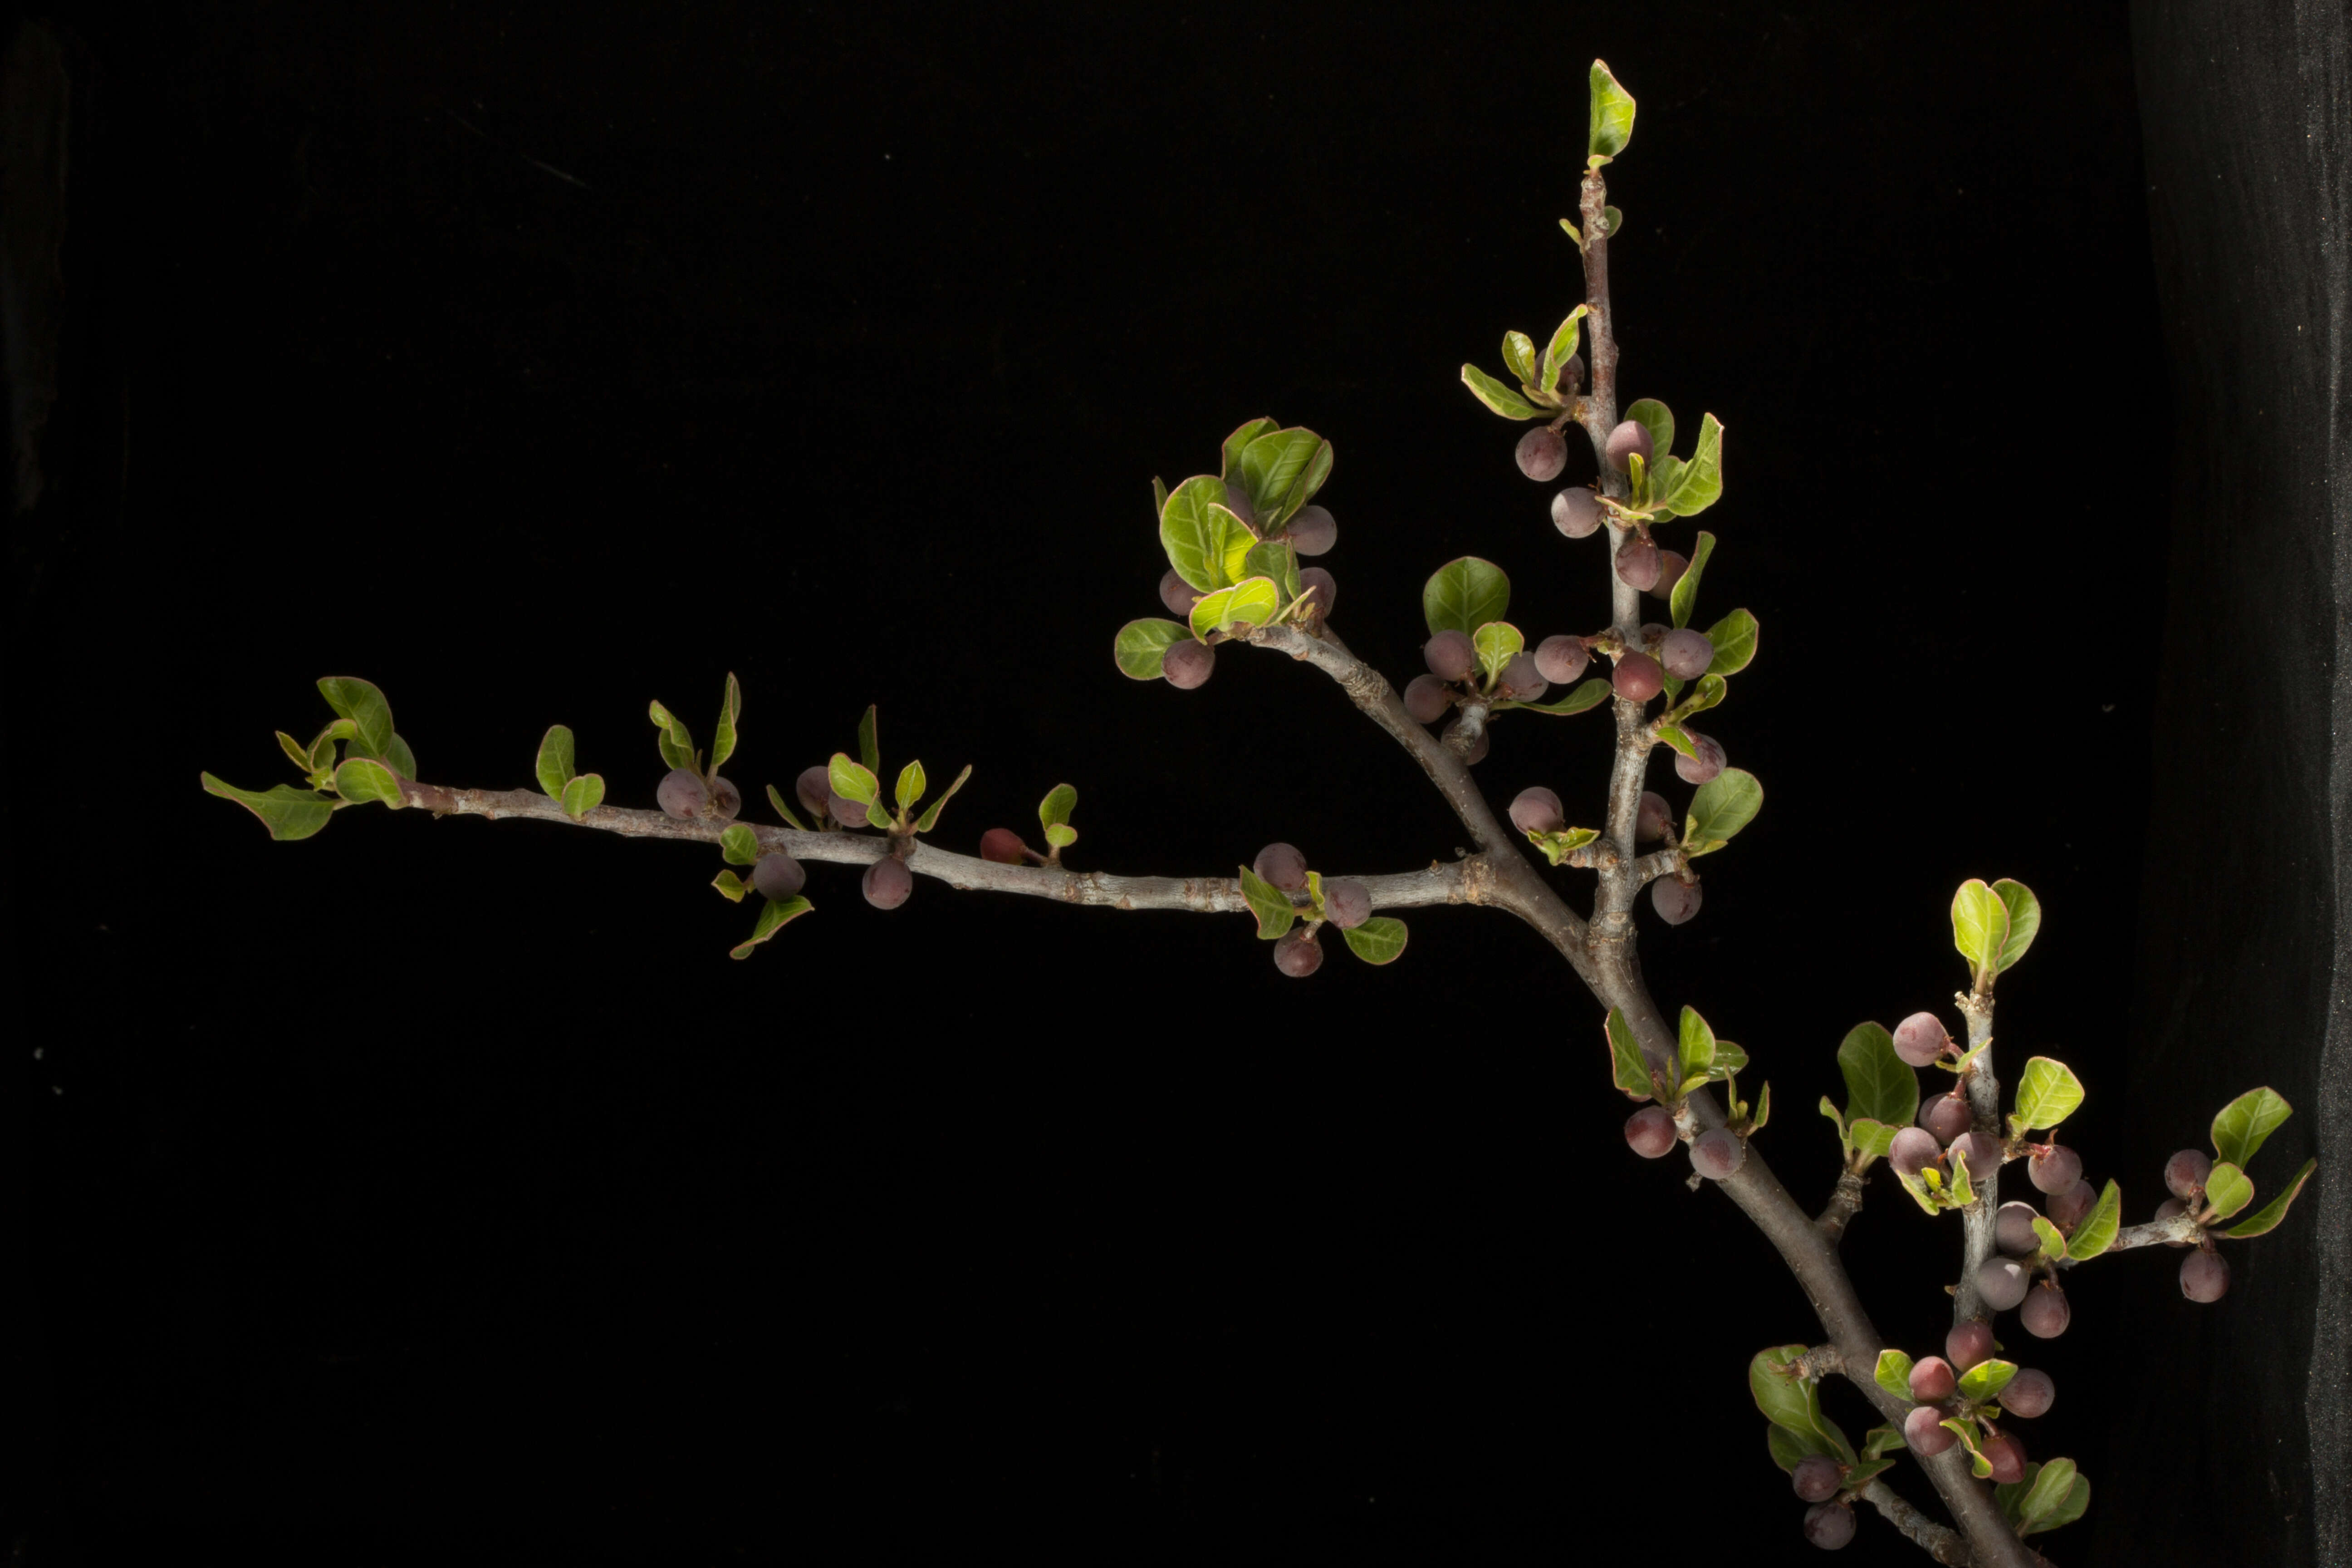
[1891,1011,1948,1067]
[2049,1178,2097,1230]
[1802,1502,1856,1550]
[1273,929,1323,977]
[1557,353,1585,394]
[1425,630,1478,681]
[1659,628,1715,681]
[1552,487,1602,538]
[1949,1131,2004,1183]
[1534,635,1589,685]
[1650,549,1689,598]
[830,792,870,828]
[2181,1249,2230,1302]
[1888,1127,1942,1180]
[1498,652,1547,701]
[1981,1432,2027,1485]
[1288,505,1337,556]
[1673,731,1725,786]
[1976,1256,2030,1311]
[1322,878,1372,930]
[1903,1405,1956,1456]
[795,765,833,820]
[657,768,710,820]
[2166,1148,2212,1200]
[1946,1320,1995,1372]
[1163,639,1215,689]
[751,851,806,900]
[1605,419,1654,474]
[1222,479,1255,527]
[1254,842,1309,892]
[710,777,742,821]
[1298,567,1338,618]
[2019,1281,2071,1339]
[1508,786,1565,836]
[1690,1127,1745,1179]
[1625,1105,1677,1158]
[1908,1356,1956,1403]
[1160,568,1203,617]
[1995,1201,2042,1257]
[1403,674,1453,724]
[862,856,913,910]
[1651,876,1702,926]
[1613,652,1664,702]
[1918,1093,1971,1145]
[1998,1367,2054,1419]
[1636,791,1672,843]
[979,828,1027,865]
[2028,1143,2082,1195]
[1615,534,1662,591]
[1516,425,1569,481]
[1791,1454,1843,1504]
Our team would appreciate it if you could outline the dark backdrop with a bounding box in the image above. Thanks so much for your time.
[8,3,2318,1564]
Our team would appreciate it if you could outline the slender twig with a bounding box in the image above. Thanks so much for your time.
[2103,1211,2205,1252]
[1951,991,2004,1323]
[1818,1169,1867,1240]
[1861,1480,1975,1565]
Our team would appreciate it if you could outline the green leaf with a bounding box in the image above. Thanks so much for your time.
[1472,621,1524,681]
[764,782,811,832]
[1115,617,1193,681]
[1991,879,2042,972]
[1460,363,1543,420]
[1624,398,1675,466]
[1958,1358,2017,1405]
[1043,823,1077,850]
[1604,1008,1656,1099]
[1237,863,1297,940]
[1655,722,1698,760]
[1747,1346,1857,1464]
[710,672,743,774]
[2225,1156,2317,1237]
[318,676,396,758]
[1238,426,1331,528]
[894,760,926,813]
[1707,1040,1749,1078]
[719,823,760,866]
[2202,1161,2255,1220]
[1161,474,1254,591]
[914,763,972,833]
[200,774,338,842]
[1421,557,1511,637]
[1950,879,2010,980]
[1501,330,1537,384]
[1152,475,1170,516]
[1682,767,1763,857]
[2211,1087,2294,1168]
[1650,413,1725,518]
[1190,575,1281,639]
[1848,1118,1897,1161]
[1945,1142,1977,1207]
[305,722,353,775]
[1037,784,1078,835]
[333,756,405,808]
[1863,1424,1906,1460]
[729,894,812,960]
[1703,608,1758,676]
[829,753,878,805]
[1525,825,1601,865]
[1538,306,1588,392]
[1602,204,1623,238]
[1678,1006,1717,1081]
[1221,417,1281,479]
[1873,1349,1915,1402]
[1341,917,1408,965]
[2020,1471,2090,1538]
[276,730,316,773]
[857,704,879,775]
[864,801,894,832]
[560,773,605,821]
[2066,1179,2122,1259]
[1838,1022,1920,1131]
[1241,537,1303,605]
[382,734,417,779]
[1941,1418,1995,1479]
[1766,1422,1821,1473]
[711,869,748,904]
[1559,217,1583,249]
[1587,59,1637,164]
[2031,1215,2068,1264]
[1680,673,1728,716]
[649,700,696,772]
[1668,531,1716,630]
[2013,1057,2085,1131]
[1510,678,1613,717]
[2019,1458,2079,1528]
[536,725,577,799]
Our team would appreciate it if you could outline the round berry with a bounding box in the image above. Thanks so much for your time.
[1508,786,1565,836]
[2166,1148,2213,1200]
[1424,630,1478,681]
[1516,425,1569,481]
[1625,1105,1677,1158]
[1673,730,1725,786]
[1918,1093,1971,1145]
[1945,1320,1995,1372]
[1298,567,1338,618]
[1403,674,1453,724]
[979,828,1027,865]
[795,766,833,820]
[1791,1455,1843,1504]
[1888,1126,1942,1180]
[1981,1433,2027,1485]
[1976,1256,2030,1311]
[1903,1404,1956,1456]
[2181,1249,2230,1302]
[751,851,806,900]
[1636,791,1672,843]
[1273,929,1323,977]
[1907,1355,1956,1403]
[2019,1280,2071,1339]
[2048,1178,2097,1231]
[1253,842,1309,892]
[1605,419,1654,474]
[1690,1127,1745,1179]
[1995,1201,2041,1257]
[657,768,709,820]
[1802,1501,1856,1550]
[1615,534,1662,591]
[2028,1143,2082,1195]
[1552,487,1603,538]
[1288,505,1337,556]
[1998,1367,2055,1419]
[1164,639,1215,689]
[1613,651,1664,702]
[1160,568,1203,617]
[1651,876,1702,926]
[1321,878,1372,930]
[1534,635,1589,685]
[1659,628,1715,681]
[1891,1011,1948,1067]
[862,856,913,910]
[1650,550,1689,598]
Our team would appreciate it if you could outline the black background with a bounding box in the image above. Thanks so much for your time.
[8,4,2249,1564]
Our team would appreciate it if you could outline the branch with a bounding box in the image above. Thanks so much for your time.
[1950,991,2004,1323]
[1860,1480,1975,1566]
[2102,1210,2204,1252]
[381,777,1483,915]
[1816,1168,1866,1241]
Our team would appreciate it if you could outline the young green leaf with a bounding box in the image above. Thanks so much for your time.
[649,701,696,773]
[1767,1422,1845,1473]
[2066,1179,2122,1259]
[1682,767,1763,857]
[1238,426,1331,527]
[1587,59,1637,165]
[2013,1057,2086,1131]
[2031,1215,2068,1264]
[710,672,743,774]
[1037,783,1077,835]
[1838,1021,1921,1132]
[1115,618,1194,681]
[1747,1346,1857,1464]
[2019,1469,2090,1537]
[1678,1006,1717,1081]
[333,757,406,808]
[2202,1161,2255,1220]
[1472,621,1525,681]
[200,774,339,842]
[2225,1156,2317,1237]
[894,760,927,813]
[1957,1357,2017,1405]
[864,801,894,832]
[1341,917,1408,965]
[1847,1118,1897,1161]
[1703,608,1759,676]
[913,764,972,833]
[536,725,577,800]
[1460,363,1542,420]
[1668,530,1716,630]
[1873,1349,1915,1402]
[1509,679,1612,716]
[1524,825,1601,865]
[1942,1418,1996,1480]
[1501,330,1537,384]
[1538,306,1588,391]
[1623,398,1675,464]
[1654,722,1699,761]
[1189,575,1280,638]
[829,753,878,805]
[764,782,811,832]
[1237,863,1298,940]
[318,676,397,759]
[276,730,317,773]
[1221,417,1280,480]
[719,823,760,866]
[1422,557,1511,637]
[857,704,879,775]
[560,773,605,822]
[382,734,417,779]
[2211,1086,2294,1168]
[1950,878,2011,982]
[1862,1425,1907,1461]
[1604,1008,1655,1099]
[1240,537,1303,604]
[711,869,748,903]
[1650,413,1725,517]
[2021,1458,2078,1526]
[1152,475,1169,515]
[729,894,812,960]
[1161,474,1252,592]
[1991,879,2041,972]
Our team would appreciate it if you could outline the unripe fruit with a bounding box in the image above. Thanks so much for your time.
[1980,1432,2027,1485]
[1498,652,1547,701]
[751,851,806,900]
[1949,1131,2004,1182]
[2181,1249,2230,1302]
[1995,1201,2041,1257]
[1288,504,1337,556]
[1903,1404,1956,1455]
[1945,1319,1995,1372]
[979,828,1027,865]
[1160,568,1203,617]
[1163,639,1215,689]
[1605,418,1654,474]
[2019,1280,2071,1339]
[1558,353,1585,394]
[1625,1105,1677,1158]
[862,856,912,909]
[2028,1143,2082,1194]
[657,768,710,820]
[830,792,869,828]
[1403,674,1453,724]
[1976,1256,2030,1311]
[1908,1356,1957,1403]
[1298,567,1338,617]
[1534,635,1589,685]
[1636,791,1672,843]
[1552,486,1603,538]
[1615,534,1662,591]
[1791,1454,1843,1504]
[1651,549,1689,598]
[1613,651,1665,701]
[1891,1011,1948,1067]
[1999,1367,2055,1419]
[2155,1196,2193,1244]
[796,766,833,820]
[1889,1126,1942,1180]
[1659,628,1715,681]
[1322,877,1372,930]
[1651,876,1702,926]
[1516,425,1568,481]
[710,776,742,821]
[1273,929,1323,977]
[1690,1127,1745,1179]
[2166,1147,2212,1200]
[1222,480,1255,527]
[1673,731,1725,786]
[2049,1178,2097,1230]
[1918,1093,1971,1145]
[1508,786,1565,836]
[1802,1502,1856,1550]
[1254,842,1309,892]
[1442,719,1490,765]
[1424,630,1478,681]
